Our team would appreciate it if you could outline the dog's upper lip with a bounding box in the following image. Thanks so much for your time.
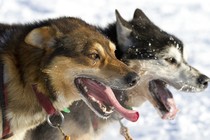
[74,77,139,122]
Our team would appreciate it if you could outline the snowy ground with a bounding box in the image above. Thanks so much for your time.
[1,0,210,140]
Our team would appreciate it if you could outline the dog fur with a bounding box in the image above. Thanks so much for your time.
[25,9,209,140]
[0,17,140,139]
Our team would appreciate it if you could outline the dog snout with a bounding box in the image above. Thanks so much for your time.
[197,74,209,89]
[124,72,140,87]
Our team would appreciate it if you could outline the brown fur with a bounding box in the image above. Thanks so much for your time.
[0,17,138,139]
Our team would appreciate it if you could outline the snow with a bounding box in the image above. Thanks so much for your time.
[1,0,210,140]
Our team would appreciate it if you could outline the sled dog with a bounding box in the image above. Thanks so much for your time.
[0,17,140,139]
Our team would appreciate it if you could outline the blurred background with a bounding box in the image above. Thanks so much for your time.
[1,0,210,139]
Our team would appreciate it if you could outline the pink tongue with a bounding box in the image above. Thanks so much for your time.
[161,98,179,120]
[157,85,179,120]
[104,86,139,122]
[83,79,139,122]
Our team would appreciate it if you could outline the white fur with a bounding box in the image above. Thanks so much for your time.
[138,45,206,92]
[165,45,182,63]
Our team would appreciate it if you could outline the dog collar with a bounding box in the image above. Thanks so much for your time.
[31,84,57,115]
[32,84,71,114]
[0,62,13,139]
[31,85,72,139]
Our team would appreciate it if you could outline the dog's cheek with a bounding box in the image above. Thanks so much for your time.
[42,57,80,93]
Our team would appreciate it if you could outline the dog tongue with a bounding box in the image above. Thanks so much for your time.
[155,81,179,119]
[160,89,179,120]
[104,86,139,122]
[83,79,139,122]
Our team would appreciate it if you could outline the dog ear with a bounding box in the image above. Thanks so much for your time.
[115,10,132,52]
[133,8,150,21]
[25,26,61,48]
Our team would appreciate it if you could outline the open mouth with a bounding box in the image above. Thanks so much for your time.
[74,77,139,122]
[149,80,179,120]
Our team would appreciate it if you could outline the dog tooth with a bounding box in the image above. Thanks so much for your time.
[96,100,101,104]
[90,96,97,102]
[84,86,88,92]
[102,107,106,112]
[105,111,112,114]
[100,104,106,112]
[102,104,106,109]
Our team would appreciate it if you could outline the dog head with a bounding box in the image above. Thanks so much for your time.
[24,17,140,121]
[115,9,209,119]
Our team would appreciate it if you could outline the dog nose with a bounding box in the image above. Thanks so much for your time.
[197,74,209,88]
[124,72,140,87]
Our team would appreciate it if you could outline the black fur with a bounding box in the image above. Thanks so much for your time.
[100,9,183,61]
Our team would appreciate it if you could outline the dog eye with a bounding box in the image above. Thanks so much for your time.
[165,57,177,64]
[88,53,100,60]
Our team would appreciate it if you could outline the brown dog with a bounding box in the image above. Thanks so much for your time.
[0,17,140,139]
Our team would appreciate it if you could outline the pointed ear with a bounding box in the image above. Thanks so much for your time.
[133,8,150,21]
[25,26,61,48]
[115,10,132,52]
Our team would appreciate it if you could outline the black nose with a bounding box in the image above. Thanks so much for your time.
[197,74,209,88]
[124,72,140,87]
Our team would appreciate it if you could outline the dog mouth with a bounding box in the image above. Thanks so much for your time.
[74,77,139,122]
[149,80,179,120]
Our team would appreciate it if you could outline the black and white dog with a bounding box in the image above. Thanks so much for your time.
[110,9,209,119]
[26,9,209,140]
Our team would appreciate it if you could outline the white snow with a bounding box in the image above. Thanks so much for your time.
[1,0,210,140]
